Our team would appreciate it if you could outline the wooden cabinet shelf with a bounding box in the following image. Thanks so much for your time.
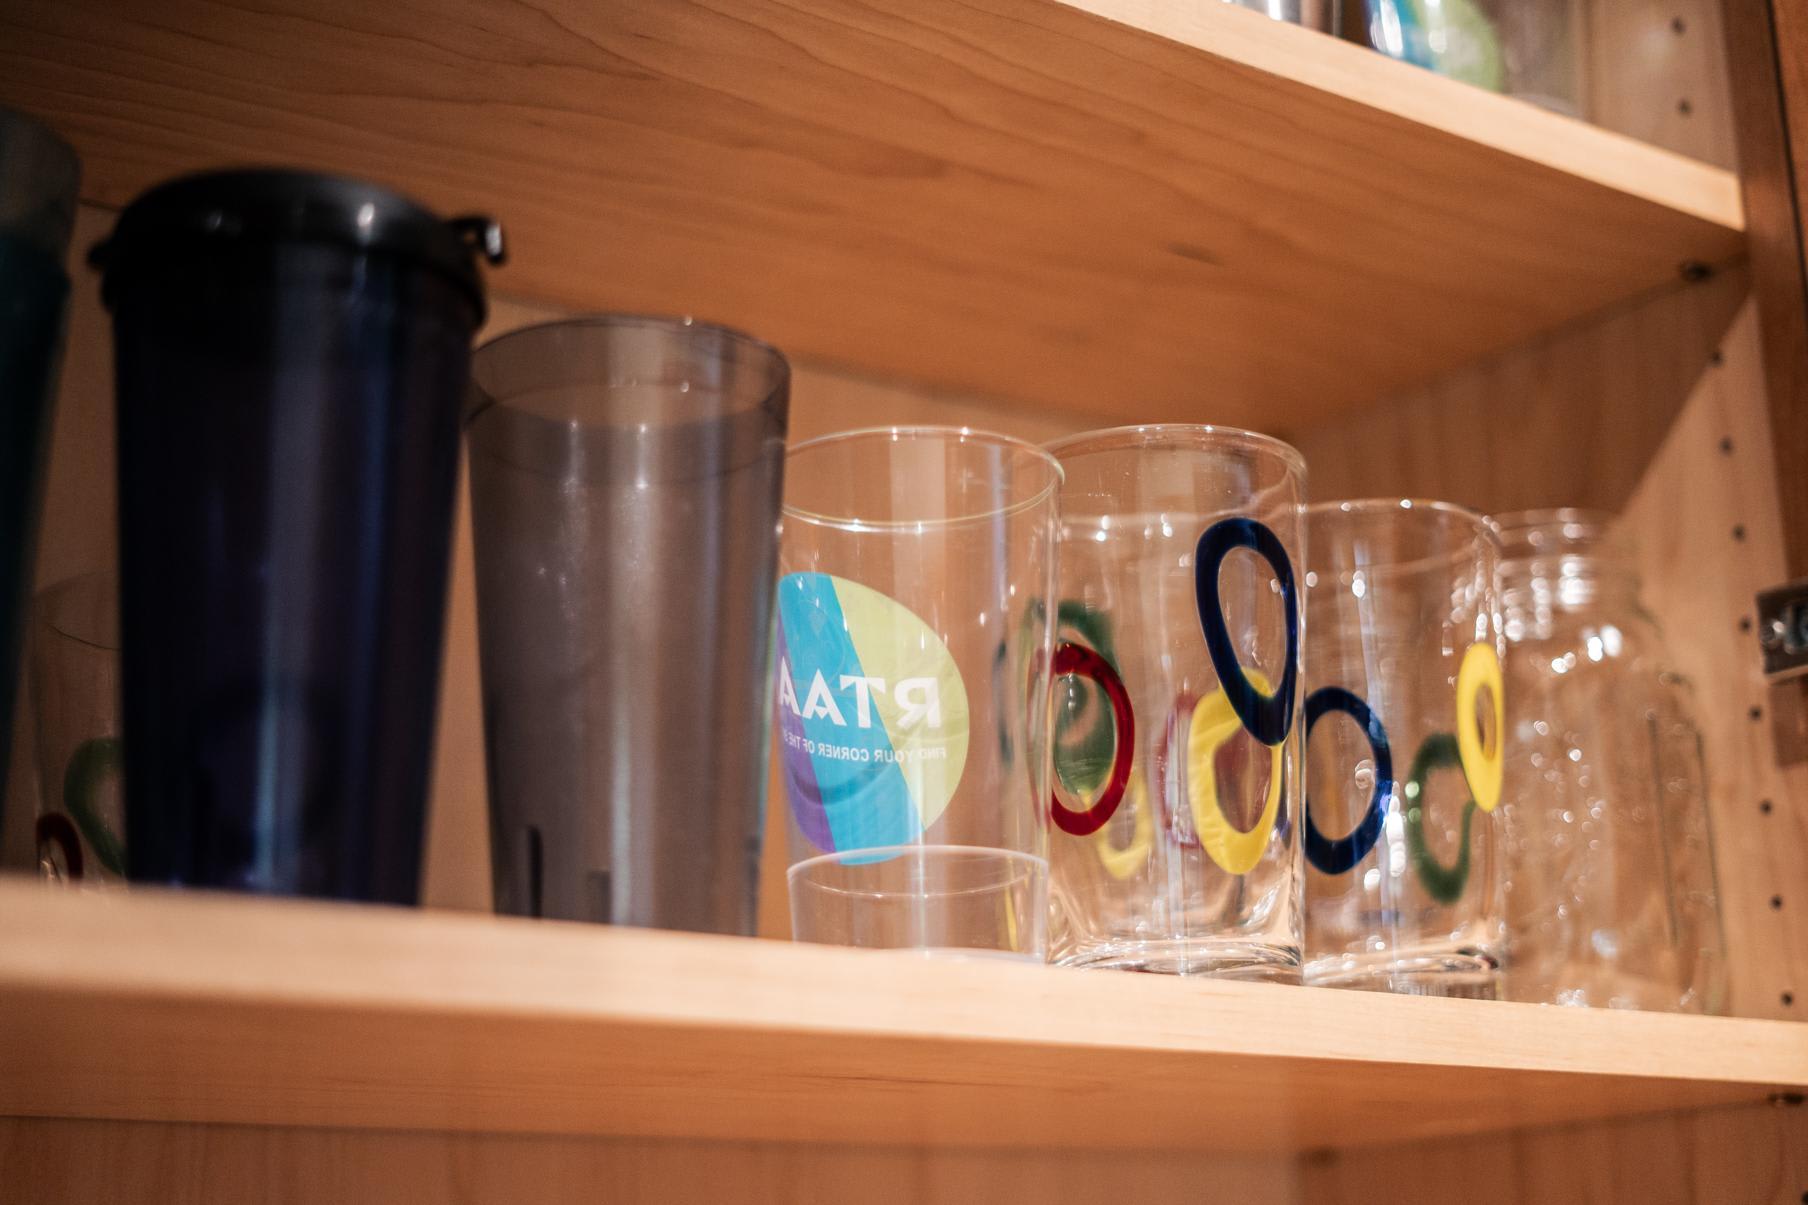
[0,0,1743,429]
[3,883,1802,1154]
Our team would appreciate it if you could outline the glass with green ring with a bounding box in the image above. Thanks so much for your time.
[1044,425,1306,981]
[1302,499,1507,997]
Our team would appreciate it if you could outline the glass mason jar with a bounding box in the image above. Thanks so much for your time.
[1496,510,1727,1013]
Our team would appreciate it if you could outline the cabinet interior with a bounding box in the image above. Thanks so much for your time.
[1,0,1802,1200]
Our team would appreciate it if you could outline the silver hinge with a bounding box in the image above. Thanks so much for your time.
[1757,579,1808,680]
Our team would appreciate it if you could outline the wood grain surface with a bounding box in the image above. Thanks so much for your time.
[1621,301,1808,1023]
[0,882,1804,1152]
[0,1117,1297,1205]
[0,0,1744,428]
[1302,1100,1808,1204]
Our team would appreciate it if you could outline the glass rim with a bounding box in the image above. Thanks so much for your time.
[468,312,791,421]
[1042,423,1306,476]
[474,311,788,366]
[1305,497,1496,529]
[1491,507,1632,564]
[782,425,1064,532]
[1490,506,1616,536]
[1306,499,1501,579]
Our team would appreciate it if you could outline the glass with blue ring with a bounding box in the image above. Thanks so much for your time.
[1303,499,1508,998]
[1044,425,1306,981]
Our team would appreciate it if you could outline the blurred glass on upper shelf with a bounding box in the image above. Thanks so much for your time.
[1225,0,1341,34]
[1362,0,1586,118]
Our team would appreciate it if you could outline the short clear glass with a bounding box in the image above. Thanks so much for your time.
[1496,510,1727,1013]
[1303,500,1507,998]
[777,427,1060,958]
[1044,425,1305,981]
[30,571,125,886]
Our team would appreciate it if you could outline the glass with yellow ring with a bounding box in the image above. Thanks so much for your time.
[1045,425,1305,981]
[1302,499,1508,999]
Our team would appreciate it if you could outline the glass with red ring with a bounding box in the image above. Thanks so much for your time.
[777,427,1062,958]
[1044,425,1306,981]
[1302,499,1507,998]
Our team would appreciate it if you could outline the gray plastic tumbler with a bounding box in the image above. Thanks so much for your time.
[466,315,788,933]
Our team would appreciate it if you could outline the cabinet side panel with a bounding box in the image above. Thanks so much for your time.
[1287,269,1744,517]
[1621,302,1808,1021]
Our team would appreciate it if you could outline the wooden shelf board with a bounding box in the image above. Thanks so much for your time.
[0,0,1743,428]
[1,883,1802,1153]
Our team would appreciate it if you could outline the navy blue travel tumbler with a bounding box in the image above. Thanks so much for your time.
[91,171,502,902]
[0,110,78,810]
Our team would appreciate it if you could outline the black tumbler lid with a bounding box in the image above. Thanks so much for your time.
[90,168,505,320]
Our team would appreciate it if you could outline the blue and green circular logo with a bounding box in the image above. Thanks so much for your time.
[775,573,969,855]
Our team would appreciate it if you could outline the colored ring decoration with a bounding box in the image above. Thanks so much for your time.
[1193,517,1299,747]
[1455,642,1505,814]
[63,736,126,876]
[1051,602,1121,797]
[1093,775,1153,879]
[1403,731,1476,905]
[1187,670,1285,875]
[1050,641,1136,836]
[993,597,1053,765]
[1302,686,1394,875]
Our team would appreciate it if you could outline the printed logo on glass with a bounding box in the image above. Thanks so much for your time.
[775,573,969,856]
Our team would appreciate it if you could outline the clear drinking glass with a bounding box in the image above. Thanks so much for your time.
[777,427,1060,958]
[468,315,788,933]
[1496,510,1727,1013]
[30,571,125,886]
[1045,426,1305,980]
[1303,500,1507,997]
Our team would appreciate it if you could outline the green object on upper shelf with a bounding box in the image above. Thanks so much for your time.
[1369,0,1505,92]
